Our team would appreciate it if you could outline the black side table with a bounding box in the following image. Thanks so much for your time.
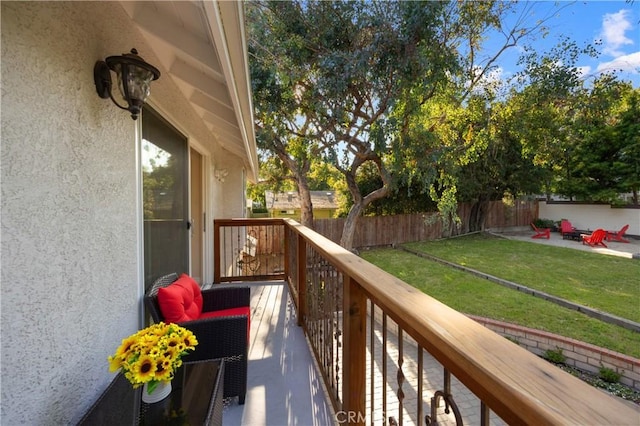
[78,359,224,426]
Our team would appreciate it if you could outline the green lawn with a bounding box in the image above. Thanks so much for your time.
[360,235,640,358]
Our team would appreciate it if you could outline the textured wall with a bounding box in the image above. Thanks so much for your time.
[0,2,233,424]
[539,202,640,235]
[1,2,141,425]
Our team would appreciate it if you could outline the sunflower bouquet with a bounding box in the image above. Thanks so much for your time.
[108,322,198,394]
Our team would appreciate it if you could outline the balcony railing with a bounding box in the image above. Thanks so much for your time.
[214,218,285,283]
[214,218,637,425]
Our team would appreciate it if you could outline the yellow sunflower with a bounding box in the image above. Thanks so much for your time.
[153,355,174,382]
[107,355,123,373]
[115,335,138,358]
[165,334,182,350]
[182,332,198,349]
[130,354,157,383]
[108,322,197,388]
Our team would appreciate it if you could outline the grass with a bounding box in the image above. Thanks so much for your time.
[404,234,640,322]
[360,236,640,358]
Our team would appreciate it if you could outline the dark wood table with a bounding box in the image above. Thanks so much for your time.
[563,230,590,241]
[78,359,224,426]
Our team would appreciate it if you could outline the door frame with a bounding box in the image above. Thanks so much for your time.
[187,140,212,284]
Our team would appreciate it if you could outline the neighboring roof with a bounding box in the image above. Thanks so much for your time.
[265,191,338,210]
[121,1,259,181]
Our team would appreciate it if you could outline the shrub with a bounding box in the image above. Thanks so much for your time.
[543,348,566,364]
[533,218,555,229]
[599,366,622,384]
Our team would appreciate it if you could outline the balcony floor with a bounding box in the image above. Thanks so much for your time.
[222,281,335,426]
[219,281,510,426]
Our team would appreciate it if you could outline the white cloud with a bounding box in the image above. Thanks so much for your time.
[596,51,640,74]
[599,9,634,57]
[576,65,592,79]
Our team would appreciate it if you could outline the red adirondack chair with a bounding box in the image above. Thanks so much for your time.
[581,229,607,247]
[606,224,630,243]
[530,223,550,239]
[561,220,576,237]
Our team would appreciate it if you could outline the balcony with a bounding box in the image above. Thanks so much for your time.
[215,219,638,425]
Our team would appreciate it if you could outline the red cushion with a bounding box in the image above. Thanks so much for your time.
[199,306,251,340]
[156,274,203,323]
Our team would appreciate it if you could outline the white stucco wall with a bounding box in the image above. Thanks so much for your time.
[538,201,640,235]
[1,2,244,424]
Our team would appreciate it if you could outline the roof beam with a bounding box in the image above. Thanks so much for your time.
[191,91,238,127]
[201,110,241,136]
[129,3,223,74]
[170,60,232,107]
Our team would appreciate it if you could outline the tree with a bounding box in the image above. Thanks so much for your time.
[569,80,639,204]
[456,97,546,231]
[614,89,640,205]
[503,37,600,200]
[248,0,560,249]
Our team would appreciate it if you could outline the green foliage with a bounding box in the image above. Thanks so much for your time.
[543,348,566,364]
[598,366,622,384]
[533,218,555,228]
[247,0,555,245]
[336,162,438,216]
[559,364,639,404]
[510,40,640,204]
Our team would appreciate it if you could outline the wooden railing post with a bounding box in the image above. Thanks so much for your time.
[296,233,306,327]
[213,220,221,284]
[342,276,366,425]
[283,224,290,281]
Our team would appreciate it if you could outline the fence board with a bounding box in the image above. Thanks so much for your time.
[313,200,536,248]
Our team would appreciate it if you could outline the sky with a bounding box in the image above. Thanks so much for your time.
[483,1,640,88]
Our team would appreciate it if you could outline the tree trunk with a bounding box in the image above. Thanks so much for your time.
[297,179,314,229]
[275,150,314,228]
[340,202,364,251]
[468,197,489,232]
[339,160,391,251]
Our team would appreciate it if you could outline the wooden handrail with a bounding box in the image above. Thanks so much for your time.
[219,218,639,424]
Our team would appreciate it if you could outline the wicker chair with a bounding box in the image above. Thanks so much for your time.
[144,273,250,404]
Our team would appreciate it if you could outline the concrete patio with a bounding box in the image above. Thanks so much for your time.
[494,228,640,259]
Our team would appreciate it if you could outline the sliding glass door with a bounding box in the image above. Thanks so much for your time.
[141,108,189,288]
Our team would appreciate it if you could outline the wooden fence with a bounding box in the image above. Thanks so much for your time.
[314,200,537,247]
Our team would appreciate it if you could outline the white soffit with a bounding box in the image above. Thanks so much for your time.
[120,0,259,180]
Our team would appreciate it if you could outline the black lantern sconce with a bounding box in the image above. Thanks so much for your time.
[94,48,161,120]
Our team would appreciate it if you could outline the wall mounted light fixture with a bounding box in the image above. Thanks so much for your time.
[214,168,229,183]
[94,48,161,120]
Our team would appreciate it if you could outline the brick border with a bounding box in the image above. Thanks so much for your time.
[468,315,640,391]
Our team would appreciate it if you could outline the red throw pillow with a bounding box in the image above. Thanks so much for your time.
[156,274,203,323]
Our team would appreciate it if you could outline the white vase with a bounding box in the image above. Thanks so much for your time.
[141,380,172,403]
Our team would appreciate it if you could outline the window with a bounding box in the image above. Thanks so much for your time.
[141,108,189,287]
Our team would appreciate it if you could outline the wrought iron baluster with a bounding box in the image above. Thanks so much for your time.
[334,268,341,403]
[397,328,405,425]
[480,401,490,426]
[370,300,375,426]
[418,346,423,425]
[427,368,462,426]
[382,314,388,426]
